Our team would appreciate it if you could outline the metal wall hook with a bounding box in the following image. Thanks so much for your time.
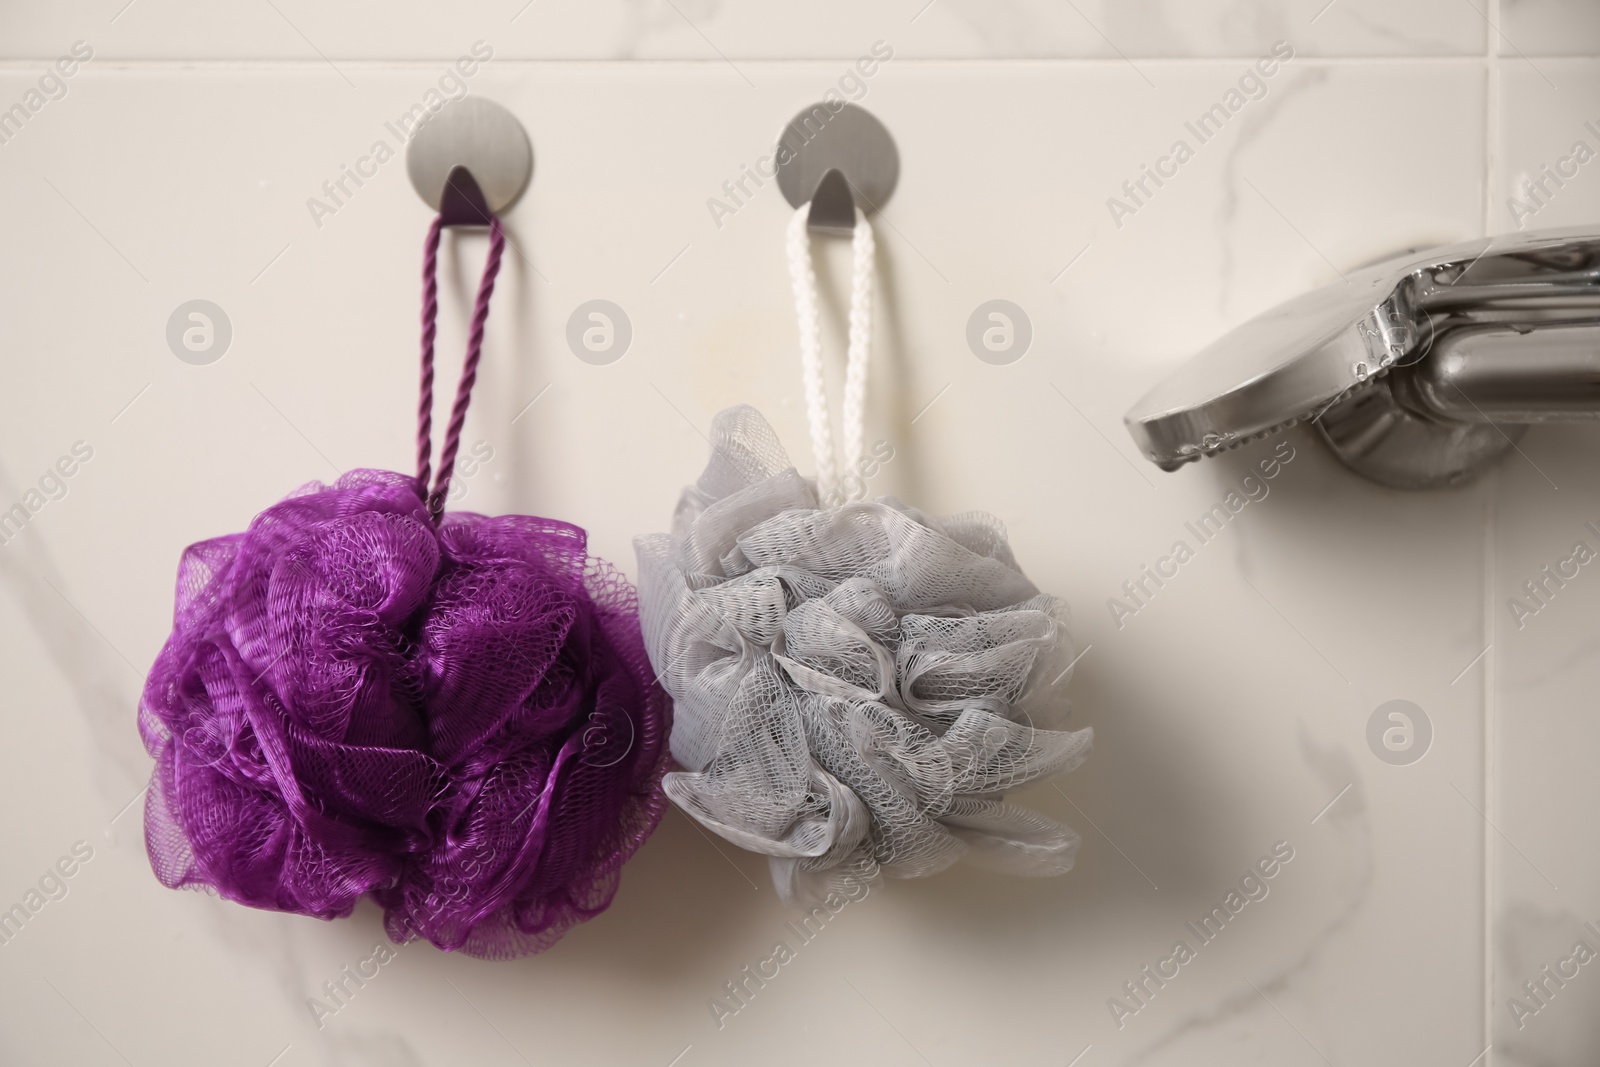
[1123,226,1600,489]
[807,168,857,233]
[437,165,493,227]
[776,102,898,234]
[406,96,533,227]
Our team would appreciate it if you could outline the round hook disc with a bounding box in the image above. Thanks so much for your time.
[776,102,898,212]
[406,97,533,215]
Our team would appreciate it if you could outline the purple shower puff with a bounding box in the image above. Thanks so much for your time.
[137,469,670,959]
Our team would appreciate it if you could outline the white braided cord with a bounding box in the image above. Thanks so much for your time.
[786,203,875,500]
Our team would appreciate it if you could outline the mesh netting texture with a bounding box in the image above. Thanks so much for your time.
[636,406,1093,905]
[138,469,671,958]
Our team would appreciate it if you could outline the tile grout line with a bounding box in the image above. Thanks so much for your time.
[1482,470,1498,1066]
[1481,7,1499,1058]
[0,55,1590,71]
[1483,0,1500,237]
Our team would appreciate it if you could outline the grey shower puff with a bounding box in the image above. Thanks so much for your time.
[635,405,1092,904]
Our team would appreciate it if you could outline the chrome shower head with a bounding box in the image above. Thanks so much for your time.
[1123,226,1600,488]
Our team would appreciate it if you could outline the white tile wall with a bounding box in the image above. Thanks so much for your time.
[3,1,1485,60]
[1489,55,1600,1067]
[0,3,1592,1066]
[1501,0,1600,57]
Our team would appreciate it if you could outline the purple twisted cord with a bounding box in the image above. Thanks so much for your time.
[417,215,507,521]
[416,217,443,495]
